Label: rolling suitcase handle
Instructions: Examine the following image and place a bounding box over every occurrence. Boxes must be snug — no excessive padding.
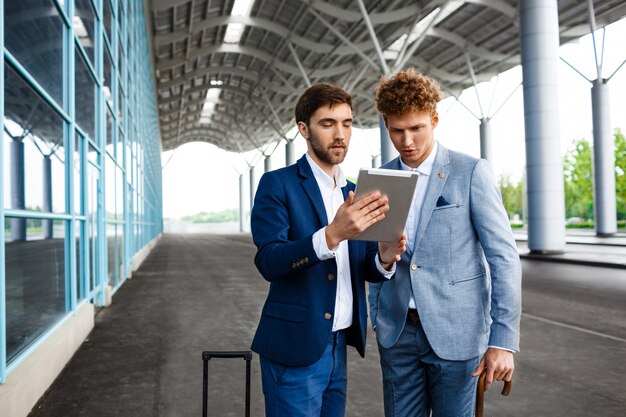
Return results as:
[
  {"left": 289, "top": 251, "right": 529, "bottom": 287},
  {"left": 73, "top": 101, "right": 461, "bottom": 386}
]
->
[
  {"left": 475, "top": 369, "right": 512, "bottom": 417},
  {"left": 202, "top": 350, "right": 253, "bottom": 417}
]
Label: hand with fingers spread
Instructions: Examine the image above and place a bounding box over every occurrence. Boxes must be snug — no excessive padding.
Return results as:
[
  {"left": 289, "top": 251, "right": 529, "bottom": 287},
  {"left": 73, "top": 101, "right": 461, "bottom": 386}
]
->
[
  {"left": 472, "top": 348, "right": 515, "bottom": 391},
  {"left": 325, "top": 191, "right": 389, "bottom": 249},
  {"left": 378, "top": 233, "right": 407, "bottom": 271}
]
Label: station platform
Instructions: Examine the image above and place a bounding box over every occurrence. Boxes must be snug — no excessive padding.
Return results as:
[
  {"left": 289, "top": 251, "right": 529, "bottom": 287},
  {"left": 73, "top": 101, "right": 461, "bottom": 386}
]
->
[
  {"left": 27, "top": 232, "right": 626, "bottom": 417},
  {"left": 514, "top": 230, "right": 626, "bottom": 268}
]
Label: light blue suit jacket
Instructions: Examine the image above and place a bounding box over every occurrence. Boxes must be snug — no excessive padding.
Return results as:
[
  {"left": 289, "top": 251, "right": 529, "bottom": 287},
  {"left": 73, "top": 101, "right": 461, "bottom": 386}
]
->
[{"left": 369, "top": 144, "right": 522, "bottom": 361}]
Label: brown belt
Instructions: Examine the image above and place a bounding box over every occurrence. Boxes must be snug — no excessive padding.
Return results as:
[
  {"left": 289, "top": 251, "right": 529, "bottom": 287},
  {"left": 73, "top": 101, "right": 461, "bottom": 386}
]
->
[{"left": 406, "top": 308, "right": 420, "bottom": 326}]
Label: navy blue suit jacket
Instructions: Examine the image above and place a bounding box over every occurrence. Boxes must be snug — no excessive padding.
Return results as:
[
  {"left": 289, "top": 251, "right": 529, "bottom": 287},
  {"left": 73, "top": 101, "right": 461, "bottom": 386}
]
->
[{"left": 250, "top": 155, "right": 385, "bottom": 367}]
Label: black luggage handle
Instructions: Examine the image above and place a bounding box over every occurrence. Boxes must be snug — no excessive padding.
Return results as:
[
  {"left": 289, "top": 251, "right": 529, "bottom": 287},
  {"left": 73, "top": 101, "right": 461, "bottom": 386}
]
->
[{"left": 202, "top": 350, "right": 252, "bottom": 417}]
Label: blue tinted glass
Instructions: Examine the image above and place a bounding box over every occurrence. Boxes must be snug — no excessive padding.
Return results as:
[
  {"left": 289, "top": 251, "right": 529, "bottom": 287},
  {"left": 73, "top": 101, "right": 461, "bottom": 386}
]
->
[
  {"left": 5, "top": 218, "right": 67, "bottom": 362},
  {"left": 4, "top": 64, "right": 65, "bottom": 213},
  {"left": 4, "top": 0, "right": 64, "bottom": 104},
  {"left": 74, "top": 0, "right": 96, "bottom": 63},
  {"left": 75, "top": 50, "right": 96, "bottom": 140}
]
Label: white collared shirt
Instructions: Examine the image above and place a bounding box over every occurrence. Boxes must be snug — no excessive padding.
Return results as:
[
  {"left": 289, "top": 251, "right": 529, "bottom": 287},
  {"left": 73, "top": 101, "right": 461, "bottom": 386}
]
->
[
  {"left": 306, "top": 153, "right": 354, "bottom": 331},
  {"left": 400, "top": 141, "right": 438, "bottom": 309}
]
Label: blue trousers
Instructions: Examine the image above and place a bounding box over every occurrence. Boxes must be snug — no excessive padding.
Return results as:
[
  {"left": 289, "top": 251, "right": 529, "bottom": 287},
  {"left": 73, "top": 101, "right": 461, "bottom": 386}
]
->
[
  {"left": 260, "top": 330, "right": 347, "bottom": 417},
  {"left": 377, "top": 320, "right": 480, "bottom": 417}
]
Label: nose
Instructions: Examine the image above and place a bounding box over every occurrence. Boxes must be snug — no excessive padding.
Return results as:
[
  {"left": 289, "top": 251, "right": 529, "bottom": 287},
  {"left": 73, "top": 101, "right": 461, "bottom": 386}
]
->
[
  {"left": 335, "top": 125, "right": 347, "bottom": 140},
  {"left": 401, "top": 130, "right": 413, "bottom": 147}
]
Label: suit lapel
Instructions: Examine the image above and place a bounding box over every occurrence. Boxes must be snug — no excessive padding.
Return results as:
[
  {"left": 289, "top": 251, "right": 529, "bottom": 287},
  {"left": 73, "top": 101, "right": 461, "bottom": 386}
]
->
[
  {"left": 298, "top": 156, "right": 329, "bottom": 227},
  {"left": 412, "top": 145, "right": 450, "bottom": 253}
]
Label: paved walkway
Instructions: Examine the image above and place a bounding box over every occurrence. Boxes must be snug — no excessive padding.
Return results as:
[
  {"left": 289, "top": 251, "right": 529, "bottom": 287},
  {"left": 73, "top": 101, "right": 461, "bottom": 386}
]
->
[{"left": 27, "top": 232, "right": 626, "bottom": 416}]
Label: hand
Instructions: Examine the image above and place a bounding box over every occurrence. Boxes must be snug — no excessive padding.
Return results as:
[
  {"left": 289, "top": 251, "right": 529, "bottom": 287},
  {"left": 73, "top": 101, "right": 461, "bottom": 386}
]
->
[
  {"left": 378, "top": 233, "right": 407, "bottom": 270},
  {"left": 325, "top": 191, "right": 389, "bottom": 249},
  {"left": 472, "top": 348, "right": 515, "bottom": 391}
]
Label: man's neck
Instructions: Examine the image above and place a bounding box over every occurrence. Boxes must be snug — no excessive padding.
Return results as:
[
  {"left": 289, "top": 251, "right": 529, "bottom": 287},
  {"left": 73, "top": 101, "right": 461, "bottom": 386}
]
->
[{"left": 307, "top": 151, "right": 337, "bottom": 183}]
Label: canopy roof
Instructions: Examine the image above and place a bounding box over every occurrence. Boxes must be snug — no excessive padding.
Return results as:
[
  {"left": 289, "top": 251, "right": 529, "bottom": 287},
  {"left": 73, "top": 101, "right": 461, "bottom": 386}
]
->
[{"left": 149, "top": 0, "right": 626, "bottom": 152}]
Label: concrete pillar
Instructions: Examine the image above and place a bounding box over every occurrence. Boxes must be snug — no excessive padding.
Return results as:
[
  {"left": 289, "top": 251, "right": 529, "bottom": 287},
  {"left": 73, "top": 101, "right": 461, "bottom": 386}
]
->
[
  {"left": 519, "top": 0, "right": 565, "bottom": 253},
  {"left": 11, "top": 138, "right": 26, "bottom": 241},
  {"left": 239, "top": 174, "right": 245, "bottom": 232},
  {"left": 479, "top": 118, "right": 494, "bottom": 164},
  {"left": 286, "top": 140, "right": 295, "bottom": 166},
  {"left": 591, "top": 80, "right": 617, "bottom": 236},
  {"left": 249, "top": 166, "right": 256, "bottom": 211},
  {"left": 264, "top": 154, "right": 271, "bottom": 172},
  {"left": 379, "top": 116, "right": 396, "bottom": 164},
  {"left": 42, "top": 155, "right": 53, "bottom": 238}
]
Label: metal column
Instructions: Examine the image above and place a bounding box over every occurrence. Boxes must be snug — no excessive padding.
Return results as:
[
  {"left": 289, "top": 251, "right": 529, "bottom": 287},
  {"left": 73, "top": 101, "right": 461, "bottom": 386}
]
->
[
  {"left": 479, "top": 118, "right": 494, "bottom": 164},
  {"left": 249, "top": 166, "right": 256, "bottom": 211},
  {"left": 264, "top": 155, "right": 271, "bottom": 172},
  {"left": 519, "top": 0, "right": 565, "bottom": 253},
  {"left": 591, "top": 80, "right": 617, "bottom": 235},
  {"left": 10, "top": 138, "right": 26, "bottom": 241},
  {"left": 285, "top": 139, "right": 295, "bottom": 166},
  {"left": 379, "top": 116, "right": 397, "bottom": 165},
  {"left": 239, "top": 174, "right": 245, "bottom": 232}
]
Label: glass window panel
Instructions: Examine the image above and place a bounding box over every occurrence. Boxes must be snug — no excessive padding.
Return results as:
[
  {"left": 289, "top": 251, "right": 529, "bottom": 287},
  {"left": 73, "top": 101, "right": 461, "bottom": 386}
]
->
[
  {"left": 74, "top": 0, "right": 96, "bottom": 63},
  {"left": 103, "top": 0, "right": 112, "bottom": 44},
  {"left": 116, "top": 223, "right": 124, "bottom": 282},
  {"left": 106, "top": 108, "right": 113, "bottom": 151},
  {"left": 88, "top": 164, "right": 99, "bottom": 298},
  {"left": 105, "top": 154, "right": 115, "bottom": 221},
  {"left": 4, "top": 0, "right": 64, "bottom": 104},
  {"left": 5, "top": 218, "right": 66, "bottom": 362},
  {"left": 116, "top": 164, "right": 123, "bottom": 220},
  {"left": 106, "top": 222, "right": 116, "bottom": 286},
  {"left": 87, "top": 143, "right": 99, "bottom": 169},
  {"left": 4, "top": 64, "right": 65, "bottom": 212},
  {"left": 50, "top": 147, "right": 66, "bottom": 213},
  {"left": 117, "top": 84, "right": 124, "bottom": 129},
  {"left": 103, "top": 47, "right": 113, "bottom": 104},
  {"left": 74, "top": 133, "right": 83, "bottom": 214},
  {"left": 76, "top": 220, "right": 85, "bottom": 302},
  {"left": 75, "top": 49, "right": 96, "bottom": 140}
]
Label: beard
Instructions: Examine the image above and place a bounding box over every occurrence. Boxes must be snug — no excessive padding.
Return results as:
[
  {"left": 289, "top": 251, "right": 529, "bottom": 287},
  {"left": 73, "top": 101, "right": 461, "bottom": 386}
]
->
[{"left": 309, "top": 132, "right": 348, "bottom": 165}]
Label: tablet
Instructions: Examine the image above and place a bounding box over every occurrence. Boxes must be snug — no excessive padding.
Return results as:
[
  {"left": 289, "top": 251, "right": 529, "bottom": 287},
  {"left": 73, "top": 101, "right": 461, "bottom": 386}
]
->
[{"left": 352, "top": 168, "right": 419, "bottom": 242}]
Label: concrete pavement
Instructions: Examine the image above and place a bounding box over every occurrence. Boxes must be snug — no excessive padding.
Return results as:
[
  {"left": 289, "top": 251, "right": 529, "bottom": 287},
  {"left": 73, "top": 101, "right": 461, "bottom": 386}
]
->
[{"left": 27, "top": 232, "right": 626, "bottom": 416}]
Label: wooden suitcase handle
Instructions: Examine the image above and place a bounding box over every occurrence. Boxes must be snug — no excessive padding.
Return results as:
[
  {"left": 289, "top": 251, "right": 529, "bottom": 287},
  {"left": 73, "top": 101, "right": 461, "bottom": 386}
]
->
[{"left": 476, "top": 369, "right": 512, "bottom": 417}]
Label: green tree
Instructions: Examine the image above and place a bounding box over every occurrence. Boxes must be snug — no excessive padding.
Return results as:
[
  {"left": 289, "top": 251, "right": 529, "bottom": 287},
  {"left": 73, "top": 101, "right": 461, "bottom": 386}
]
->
[
  {"left": 498, "top": 173, "right": 523, "bottom": 220},
  {"left": 615, "top": 129, "right": 626, "bottom": 220},
  {"left": 563, "top": 138, "right": 593, "bottom": 220}
]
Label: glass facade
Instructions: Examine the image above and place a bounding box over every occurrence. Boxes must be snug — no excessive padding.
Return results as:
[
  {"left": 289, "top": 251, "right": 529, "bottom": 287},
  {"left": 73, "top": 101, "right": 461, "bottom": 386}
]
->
[{"left": 1, "top": 0, "right": 163, "bottom": 382}]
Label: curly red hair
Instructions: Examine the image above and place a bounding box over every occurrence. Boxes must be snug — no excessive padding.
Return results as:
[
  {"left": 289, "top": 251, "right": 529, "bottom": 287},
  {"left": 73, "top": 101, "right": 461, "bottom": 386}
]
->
[{"left": 375, "top": 68, "right": 442, "bottom": 117}]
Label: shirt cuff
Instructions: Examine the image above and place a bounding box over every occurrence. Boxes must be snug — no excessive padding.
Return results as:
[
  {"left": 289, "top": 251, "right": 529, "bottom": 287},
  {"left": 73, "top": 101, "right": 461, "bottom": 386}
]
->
[
  {"left": 375, "top": 253, "right": 395, "bottom": 278},
  {"left": 312, "top": 227, "right": 337, "bottom": 260},
  {"left": 488, "top": 345, "right": 516, "bottom": 353}
]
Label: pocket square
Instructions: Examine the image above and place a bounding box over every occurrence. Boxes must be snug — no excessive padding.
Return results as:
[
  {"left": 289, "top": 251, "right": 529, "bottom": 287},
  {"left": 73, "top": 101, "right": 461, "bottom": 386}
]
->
[{"left": 436, "top": 196, "right": 450, "bottom": 207}]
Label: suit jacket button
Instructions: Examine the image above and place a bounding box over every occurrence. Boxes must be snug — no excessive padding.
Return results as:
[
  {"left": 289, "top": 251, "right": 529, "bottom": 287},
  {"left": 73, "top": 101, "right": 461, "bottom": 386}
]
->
[
  {"left": 324, "top": 312, "right": 332, "bottom": 320},
  {"left": 411, "top": 263, "right": 418, "bottom": 271},
  {"left": 327, "top": 273, "right": 335, "bottom": 280}
]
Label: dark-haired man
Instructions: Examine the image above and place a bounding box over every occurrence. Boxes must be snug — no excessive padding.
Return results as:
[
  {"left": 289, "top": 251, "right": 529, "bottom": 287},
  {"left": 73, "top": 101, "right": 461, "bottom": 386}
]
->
[{"left": 251, "top": 83, "right": 406, "bottom": 417}]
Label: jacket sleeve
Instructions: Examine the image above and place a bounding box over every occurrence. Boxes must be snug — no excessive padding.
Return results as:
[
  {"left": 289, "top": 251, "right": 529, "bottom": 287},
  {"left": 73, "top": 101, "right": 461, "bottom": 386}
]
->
[
  {"left": 469, "top": 159, "right": 522, "bottom": 351},
  {"left": 251, "top": 171, "right": 322, "bottom": 282}
]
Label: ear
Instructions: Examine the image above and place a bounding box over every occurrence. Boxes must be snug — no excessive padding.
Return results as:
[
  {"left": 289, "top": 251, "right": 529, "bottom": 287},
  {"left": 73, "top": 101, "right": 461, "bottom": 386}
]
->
[
  {"left": 297, "top": 121, "right": 309, "bottom": 139},
  {"left": 432, "top": 112, "right": 439, "bottom": 128}
]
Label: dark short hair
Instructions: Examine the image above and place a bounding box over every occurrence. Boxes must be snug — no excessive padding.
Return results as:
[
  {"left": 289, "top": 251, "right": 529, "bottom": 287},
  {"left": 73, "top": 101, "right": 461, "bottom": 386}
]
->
[{"left": 294, "top": 83, "right": 353, "bottom": 125}]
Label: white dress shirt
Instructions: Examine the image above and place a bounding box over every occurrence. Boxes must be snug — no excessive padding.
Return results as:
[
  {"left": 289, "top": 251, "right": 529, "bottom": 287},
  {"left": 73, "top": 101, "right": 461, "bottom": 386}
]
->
[
  {"left": 307, "top": 153, "right": 354, "bottom": 331},
  {"left": 400, "top": 142, "right": 439, "bottom": 310}
]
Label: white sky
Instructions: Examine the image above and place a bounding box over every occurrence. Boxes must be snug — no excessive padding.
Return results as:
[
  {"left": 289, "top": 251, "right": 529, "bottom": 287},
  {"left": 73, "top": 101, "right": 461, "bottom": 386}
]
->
[{"left": 162, "top": 18, "right": 626, "bottom": 219}]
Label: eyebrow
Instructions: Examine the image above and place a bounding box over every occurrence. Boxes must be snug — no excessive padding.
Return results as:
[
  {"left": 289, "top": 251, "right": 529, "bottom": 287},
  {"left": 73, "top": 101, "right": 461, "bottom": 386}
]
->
[
  {"left": 317, "top": 117, "right": 353, "bottom": 123},
  {"left": 390, "top": 123, "right": 426, "bottom": 130}
]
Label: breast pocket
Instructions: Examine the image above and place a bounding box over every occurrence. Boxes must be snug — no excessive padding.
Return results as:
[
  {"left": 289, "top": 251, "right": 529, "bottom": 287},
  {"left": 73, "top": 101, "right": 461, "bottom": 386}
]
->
[{"left": 432, "top": 203, "right": 461, "bottom": 212}]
